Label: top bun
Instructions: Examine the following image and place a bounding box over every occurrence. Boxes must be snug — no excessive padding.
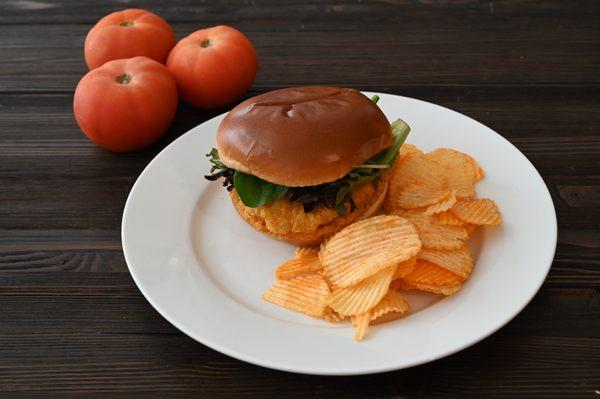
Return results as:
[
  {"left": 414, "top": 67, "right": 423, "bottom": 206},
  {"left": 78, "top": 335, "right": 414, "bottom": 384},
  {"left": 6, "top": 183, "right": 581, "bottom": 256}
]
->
[{"left": 216, "top": 86, "right": 392, "bottom": 187}]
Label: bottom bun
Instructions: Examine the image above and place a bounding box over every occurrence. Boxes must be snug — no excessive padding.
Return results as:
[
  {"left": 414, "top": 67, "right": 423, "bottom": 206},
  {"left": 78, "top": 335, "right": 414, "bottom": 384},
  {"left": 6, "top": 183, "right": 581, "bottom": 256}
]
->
[{"left": 230, "top": 174, "right": 389, "bottom": 246}]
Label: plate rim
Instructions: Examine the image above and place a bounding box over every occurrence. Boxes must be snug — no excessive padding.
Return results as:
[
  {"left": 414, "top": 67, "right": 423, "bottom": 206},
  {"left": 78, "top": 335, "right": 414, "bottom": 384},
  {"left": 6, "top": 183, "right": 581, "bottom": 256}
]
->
[{"left": 122, "top": 92, "right": 557, "bottom": 375}]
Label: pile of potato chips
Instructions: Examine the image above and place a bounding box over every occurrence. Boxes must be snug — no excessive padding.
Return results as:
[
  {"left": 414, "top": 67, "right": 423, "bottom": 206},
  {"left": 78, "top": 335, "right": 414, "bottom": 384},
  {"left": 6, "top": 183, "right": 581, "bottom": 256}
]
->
[{"left": 263, "top": 144, "right": 502, "bottom": 341}]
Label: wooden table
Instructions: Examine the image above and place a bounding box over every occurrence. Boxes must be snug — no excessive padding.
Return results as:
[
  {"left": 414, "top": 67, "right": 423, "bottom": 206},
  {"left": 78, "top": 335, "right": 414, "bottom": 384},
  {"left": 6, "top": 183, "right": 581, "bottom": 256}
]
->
[{"left": 1, "top": 1, "right": 598, "bottom": 397}]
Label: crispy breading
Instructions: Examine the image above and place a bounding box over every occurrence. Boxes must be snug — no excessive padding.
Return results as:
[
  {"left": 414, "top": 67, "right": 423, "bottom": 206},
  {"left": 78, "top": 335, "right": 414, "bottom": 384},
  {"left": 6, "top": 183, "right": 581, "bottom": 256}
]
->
[{"left": 230, "top": 174, "right": 389, "bottom": 246}]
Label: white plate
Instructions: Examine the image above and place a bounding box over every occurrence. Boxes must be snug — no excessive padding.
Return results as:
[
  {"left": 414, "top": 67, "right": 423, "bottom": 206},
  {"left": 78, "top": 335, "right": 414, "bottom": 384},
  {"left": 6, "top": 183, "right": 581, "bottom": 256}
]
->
[{"left": 122, "top": 92, "right": 557, "bottom": 375}]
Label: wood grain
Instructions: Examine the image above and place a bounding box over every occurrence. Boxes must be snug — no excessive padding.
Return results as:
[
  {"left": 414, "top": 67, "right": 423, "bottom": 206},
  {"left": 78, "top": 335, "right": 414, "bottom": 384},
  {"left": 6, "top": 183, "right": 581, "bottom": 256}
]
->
[
  {"left": 1, "top": 4, "right": 599, "bottom": 92},
  {"left": 0, "top": 276, "right": 598, "bottom": 397},
  {"left": 0, "top": 0, "right": 598, "bottom": 397}
]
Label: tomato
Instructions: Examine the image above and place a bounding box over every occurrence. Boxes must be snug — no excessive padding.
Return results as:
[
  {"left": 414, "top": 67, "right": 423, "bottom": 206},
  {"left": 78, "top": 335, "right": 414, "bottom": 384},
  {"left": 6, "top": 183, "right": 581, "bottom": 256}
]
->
[
  {"left": 167, "top": 25, "right": 258, "bottom": 109},
  {"left": 73, "top": 57, "right": 178, "bottom": 152},
  {"left": 84, "top": 9, "right": 176, "bottom": 70}
]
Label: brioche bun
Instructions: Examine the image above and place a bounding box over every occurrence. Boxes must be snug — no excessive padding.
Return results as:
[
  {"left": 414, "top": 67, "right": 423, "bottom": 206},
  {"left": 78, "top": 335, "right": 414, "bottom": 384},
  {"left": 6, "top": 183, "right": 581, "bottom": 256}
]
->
[{"left": 217, "top": 86, "right": 391, "bottom": 187}]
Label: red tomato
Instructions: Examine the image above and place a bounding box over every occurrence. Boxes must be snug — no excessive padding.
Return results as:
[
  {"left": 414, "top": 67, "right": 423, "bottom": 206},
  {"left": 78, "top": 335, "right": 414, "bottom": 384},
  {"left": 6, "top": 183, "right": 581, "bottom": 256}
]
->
[
  {"left": 84, "top": 9, "right": 176, "bottom": 70},
  {"left": 167, "top": 25, "right": 258, "bottom": 109},
  {"left": 73, "top": 57, "right": 178, "bottom": 152}
]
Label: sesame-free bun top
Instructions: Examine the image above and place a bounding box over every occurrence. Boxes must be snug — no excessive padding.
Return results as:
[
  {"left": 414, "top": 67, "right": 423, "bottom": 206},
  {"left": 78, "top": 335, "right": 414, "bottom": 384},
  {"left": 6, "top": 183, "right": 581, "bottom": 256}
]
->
[{"left": 216, "top": 86, "right": 392, "bottom": 187}]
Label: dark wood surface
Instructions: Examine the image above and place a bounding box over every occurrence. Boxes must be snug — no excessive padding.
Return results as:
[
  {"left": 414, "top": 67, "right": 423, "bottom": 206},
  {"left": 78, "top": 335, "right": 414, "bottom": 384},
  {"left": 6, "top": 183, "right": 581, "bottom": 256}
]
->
[{"left": 1, "top": 0, "right": 599, "bottom": 397}]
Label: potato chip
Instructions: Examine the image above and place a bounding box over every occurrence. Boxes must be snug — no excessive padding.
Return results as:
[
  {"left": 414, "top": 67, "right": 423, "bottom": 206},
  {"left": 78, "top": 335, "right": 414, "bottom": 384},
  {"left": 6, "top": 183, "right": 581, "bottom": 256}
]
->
[
  {"left": 350, "top": 290, "right": 410, "bottom": 340},
  {"left": 394, "top": 210, "right": 468, "bottom": 250},
  {"left": 424, "top": 190, "right": 457, "bottom": 215},
  {"left": 428, "top": 147, "right": 482, "bottom": 177},
  {"left": 471, "top": 158, "right": 484, "bottom": 181},
  {"left": 322, "top": 308, "right": 346, "bottom": 323},
  {"left": 403, "top": 260, "right": 464, "bottom": 295},
  {"left": 389, "top": 278, "right": 404, "bottom": 291},
  {"left": 353, "top": 313, "right": 370, "bottom": 341},
  {"left": 402, "top": 281, "right": 462, "bottom": 296},
  {"left": 275, "top": 252, "right": 323, "bottom": 280},
  {"left": 383, "top": 163, "right": 403, "bottom": 212},
  {"left": 369, "top": 290, "right": 410, "bottom": 321},
  {"left": 371, "top": 311, "right": 406, "bottom": 325},
  {"left": 399, "top": 143, "right": 423, "bottom": 162},
  {"left": 426, "top": 148, "right": 476, "bottom": 198},
  {"left": 384, "top": 154, "right": 447, "bottom": 212},
  {"left": 465, "top": 224, "right": 478, "bottom": 235},
  {"left": 396, "top": 183, "right": 451, "bottom": 209},
  {"left": 417, "top": 247, "right": 473, "bottom": 278},
  {"left": 450, "top": 198, "right": 502, "bottom": 226},
  {"left": 436, "top": 210, "right": 465, "bottom": 226},
  {"left": 295, "top": 246, "right": 319, "bottom": 258},
  {"left": 395, "top": 260, "right": 465, "bottom": 295},
  {"left": 320, "top": 215, "right": 421, "bottom": 288},
  {"left": 393, "top": 257, "right": 417, "bottom": 279},
  {"left": 395, "top": 154, "right": 448, "bottom": 187},
  {"left": 262, "top": 273, "right": 330, "bottom": 317},
  {"left": 327, "top": 266, "right": 395, "bottom": 316}
]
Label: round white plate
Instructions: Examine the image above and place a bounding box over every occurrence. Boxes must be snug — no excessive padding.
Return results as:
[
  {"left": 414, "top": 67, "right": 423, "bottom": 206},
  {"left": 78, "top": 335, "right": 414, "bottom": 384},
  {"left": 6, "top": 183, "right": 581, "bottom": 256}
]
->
[{"left": 122, "top": 92, "right": 557, "bottom": 375}]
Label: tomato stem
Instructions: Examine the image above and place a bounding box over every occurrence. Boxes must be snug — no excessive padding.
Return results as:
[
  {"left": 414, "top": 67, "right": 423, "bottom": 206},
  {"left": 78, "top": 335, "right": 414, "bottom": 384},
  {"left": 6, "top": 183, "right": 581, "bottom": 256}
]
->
[
  {"left": 119, "top": 21, "right": 134, "bottom": 26},
  {"left": 116, "top": 73, "right": 132, "bottom": 84},
  {"left": 200, "top": 39, "right": 214, "bottom": 48}
]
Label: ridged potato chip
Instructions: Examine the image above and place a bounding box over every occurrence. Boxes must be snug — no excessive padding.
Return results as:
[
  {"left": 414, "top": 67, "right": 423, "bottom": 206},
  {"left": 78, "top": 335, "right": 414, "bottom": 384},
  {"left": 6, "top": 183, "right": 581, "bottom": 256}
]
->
[
  {"left": 394, "top": 154, "right": 448, "bottom": 187},
  {"left": 369, "top": 290, "right": 410, "bottom": 320},
  {"left": 295, "top": 246, "right": 319, "bottom": 258},
  {"left": 401, "top": 280, "right": 462, "bottom": 296},
  {"left": 404, "top": 259, "right": 465, "bottom": 286},
  {"left": 424, "top": 190, "right": 457, "bottom": 215},
  {"left": 436, "top": 210, "right": 465, "bottom": 226},
  {"left": 327, "top": 266, "right": 395, "bottom": 316},
  {"left": 383, "top": 149, "right": 418, "bottom": 212},
  {"left": 263, "top": 144, "right": 501, "bottom": 341},
  {"left": 464, "top": 224, "right": 478, "bottom": 235},
  {"left": 353, "top": 313, "right": 370, "bottom": 341},
  {"left": 399, "top": 143, "right": 423, "bottom": 162},
  {"left": 393, "top": 257, "right": 417, "bottom": 279},
  {"left": 275, "top": 252, "right": 323, "bottom": 280},
  {"left": 320, "top": 215, "right": 421, "bottom": 288},
  {"left": 384, "top": 154, "right": 447, "bottom": 212},
  {"left": 371, "top": 311, "right": 406, "bottom": 325},
  {"left": 450, "top": 198, "right": 502, "bottom": 226},
  {"left": 322, "top": 308, "right": 346, "bottom": 323},
  {"left": 417, "top": 246, "right": 474, "bottom": 278},
  {"left": 389, "top": 278, "right": 404, "bottom": 291},
  {"left": 427, "top": 147, "right": 483, "bottom": 180},
  {"left": 471, "top": 158, "right": 484, "bottom": 181},
  {"left": 402, "top": 260, "right": 464, "bottom": 295},
  {"left": 394, "top": 210, "right": 468, "bottom": 250},
  {"left": 262, "top": 273, "right": 330, "bottom": 317},
  {"left": 351, "top": 290, "right": 410, "bottom": 341},
  {"left": 396, "top": 183, "right": 451, "bottom": 209},
  {"left": 426, "top": 148, "right": 476, "bottom": 198}
]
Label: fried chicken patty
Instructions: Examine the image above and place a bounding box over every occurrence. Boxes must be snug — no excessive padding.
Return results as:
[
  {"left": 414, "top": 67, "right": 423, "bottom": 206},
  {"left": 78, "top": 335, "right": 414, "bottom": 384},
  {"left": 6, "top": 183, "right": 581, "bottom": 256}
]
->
[{"left": 230, "top": 173, "right": 390, "bottom": 246}]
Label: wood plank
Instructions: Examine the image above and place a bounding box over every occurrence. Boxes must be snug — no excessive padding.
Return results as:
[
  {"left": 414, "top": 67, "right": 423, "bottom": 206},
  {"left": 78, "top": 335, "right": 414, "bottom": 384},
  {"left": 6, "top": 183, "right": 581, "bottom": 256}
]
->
[
  {"left": 0, "top": 177, "right": 132, "bottom": 230},
  {"left": 0, "top": 229, "right": 121, "bottom": 251},
  {"left": 0, "top": 280, "right": 597, "bottom": 397},
  {"left": 0, "top": 335, "right": 596, "bottom": 398},
  {"left": 1, "top": 0, "right": 599, "bottom": 25},
  {"left": 0, "top": 10, "right": 598, "bottom": 92}
]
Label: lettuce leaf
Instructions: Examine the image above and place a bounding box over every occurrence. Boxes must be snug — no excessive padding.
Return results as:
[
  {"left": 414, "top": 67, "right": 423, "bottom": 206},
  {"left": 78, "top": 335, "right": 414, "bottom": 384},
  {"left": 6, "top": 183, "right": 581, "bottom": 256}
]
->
[{"left": 233, "top": 171, "right": 289, "bottom": 207}]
